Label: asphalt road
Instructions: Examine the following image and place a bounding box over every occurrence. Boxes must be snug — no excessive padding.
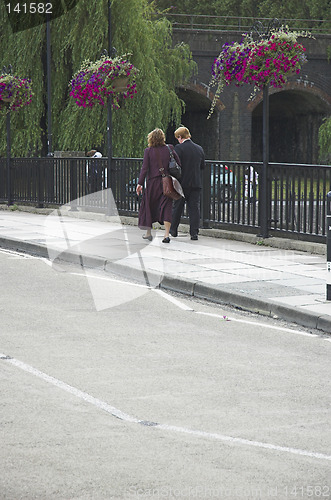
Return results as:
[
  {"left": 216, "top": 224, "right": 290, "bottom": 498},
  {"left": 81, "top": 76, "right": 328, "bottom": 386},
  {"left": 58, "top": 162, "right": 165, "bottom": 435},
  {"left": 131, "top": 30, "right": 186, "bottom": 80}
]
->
[{"left": 0, "top": 248, "right": 330, "bottom": 500}]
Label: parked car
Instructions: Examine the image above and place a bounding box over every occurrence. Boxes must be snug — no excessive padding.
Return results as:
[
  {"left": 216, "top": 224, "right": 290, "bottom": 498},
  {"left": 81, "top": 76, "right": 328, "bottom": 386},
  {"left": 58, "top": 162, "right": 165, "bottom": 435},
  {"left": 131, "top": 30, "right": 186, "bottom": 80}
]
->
[{"left": 210, "top": 164, "right": 236, "bottom": 201}]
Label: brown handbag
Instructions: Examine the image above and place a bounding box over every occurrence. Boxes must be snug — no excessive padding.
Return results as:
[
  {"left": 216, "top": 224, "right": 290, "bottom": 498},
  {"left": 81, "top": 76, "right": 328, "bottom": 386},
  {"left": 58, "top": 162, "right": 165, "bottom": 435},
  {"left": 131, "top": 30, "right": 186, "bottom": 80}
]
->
[
  {"left": 157, "top": 149, "right": 184, "bottom": 200},
  {"left": 161, "top": 172, "right": 184, "bottom": 200}
]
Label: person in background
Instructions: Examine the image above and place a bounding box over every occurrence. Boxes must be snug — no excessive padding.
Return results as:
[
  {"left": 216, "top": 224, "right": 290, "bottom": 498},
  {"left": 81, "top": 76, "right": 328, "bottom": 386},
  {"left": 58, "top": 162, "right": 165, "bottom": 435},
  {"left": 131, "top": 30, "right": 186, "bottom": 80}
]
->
[
  {"left": 170, "top": 126, "right": 205, "bottom": 240},
  {"left": 136, "top": 128, "right": 181, "bottom": 243},
  {"left": 87, "top": 149, "right": 102, "bottom": 159},
  {"left": 86, "top": 149, "right": 102, "bottom": 192}
]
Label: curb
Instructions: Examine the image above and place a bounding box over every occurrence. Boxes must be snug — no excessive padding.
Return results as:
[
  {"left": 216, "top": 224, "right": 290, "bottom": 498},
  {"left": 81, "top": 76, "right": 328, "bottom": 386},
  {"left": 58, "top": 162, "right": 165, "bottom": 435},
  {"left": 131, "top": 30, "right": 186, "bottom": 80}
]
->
[
  {"left": 0, "top": 235, "right": 330, "bottom": 335},
  {"left": 176, "top": 280, "right": 329, "bottom": 333}
]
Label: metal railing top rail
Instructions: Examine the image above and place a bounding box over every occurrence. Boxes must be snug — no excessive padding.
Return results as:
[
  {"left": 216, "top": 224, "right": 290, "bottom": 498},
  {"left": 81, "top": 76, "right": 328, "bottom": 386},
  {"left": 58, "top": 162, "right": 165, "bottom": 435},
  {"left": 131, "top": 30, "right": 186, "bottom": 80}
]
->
[
  {"left": 268, "top": 162, "right": 331, "bottom": 169},
  {"left": 0, "top": 156, "right": 144, "bottom": 162},
  {"left": 205, "top": 160, "right": 331, "bottom": 168},
  {"left": 164, "top": 14, "right": 331, "bottom": 34},
  {"left": 1, "top": 157, "right": 330, "bottom": 168}
]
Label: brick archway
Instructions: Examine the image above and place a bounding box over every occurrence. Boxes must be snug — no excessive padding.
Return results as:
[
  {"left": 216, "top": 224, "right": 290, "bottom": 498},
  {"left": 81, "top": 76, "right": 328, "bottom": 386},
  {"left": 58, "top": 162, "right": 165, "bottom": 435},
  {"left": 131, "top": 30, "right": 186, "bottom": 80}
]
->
[
  {"left": 248, "top": 81, "right": 331, "bottom": 112},
  {"left": 166, "top": 82, "right": 224, "bottom": 159},
  {"left": 249, "top": 84, "right": 331, "bottom": 163}
]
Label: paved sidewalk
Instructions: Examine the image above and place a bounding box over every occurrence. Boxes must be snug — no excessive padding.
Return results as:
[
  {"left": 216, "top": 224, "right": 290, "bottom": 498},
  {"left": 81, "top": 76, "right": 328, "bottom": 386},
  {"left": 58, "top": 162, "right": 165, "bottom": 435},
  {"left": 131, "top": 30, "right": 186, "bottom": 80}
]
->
[{"left": 0, "top": 209, "right": 330, "bottom": 333}]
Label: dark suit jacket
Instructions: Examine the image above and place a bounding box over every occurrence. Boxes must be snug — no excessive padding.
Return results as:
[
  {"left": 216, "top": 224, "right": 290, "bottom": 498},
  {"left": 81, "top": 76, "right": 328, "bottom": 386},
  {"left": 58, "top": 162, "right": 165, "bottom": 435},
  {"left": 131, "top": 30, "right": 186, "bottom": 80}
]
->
[{"left": 174, "top": 139, "right": 205, "bottom": 190}]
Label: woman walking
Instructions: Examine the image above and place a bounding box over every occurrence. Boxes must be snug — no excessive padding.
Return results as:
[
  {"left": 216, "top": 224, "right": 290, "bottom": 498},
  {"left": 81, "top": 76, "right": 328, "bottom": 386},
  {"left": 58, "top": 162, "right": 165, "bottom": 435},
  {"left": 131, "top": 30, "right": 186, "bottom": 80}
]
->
[{"left": 136, "top": 128, "right": 181, "bottom": 243}]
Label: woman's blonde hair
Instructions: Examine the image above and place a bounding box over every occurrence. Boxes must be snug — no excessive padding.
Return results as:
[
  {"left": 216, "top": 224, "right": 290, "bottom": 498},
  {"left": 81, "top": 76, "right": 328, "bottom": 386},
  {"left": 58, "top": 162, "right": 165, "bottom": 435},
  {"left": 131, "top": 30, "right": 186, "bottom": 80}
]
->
[
  {"left": 147, "top": 128, "right": 166, "bottom": 148},
  {"left": 174, "top": 126, "right": 191, "bottom": 140}
]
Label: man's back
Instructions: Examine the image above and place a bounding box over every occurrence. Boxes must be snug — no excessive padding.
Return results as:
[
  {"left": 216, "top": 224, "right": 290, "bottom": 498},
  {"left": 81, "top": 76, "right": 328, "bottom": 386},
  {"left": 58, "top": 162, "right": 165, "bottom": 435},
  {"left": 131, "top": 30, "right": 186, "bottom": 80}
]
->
[{"left": 175, "top": 139, "right": 205, "bottom": 189}]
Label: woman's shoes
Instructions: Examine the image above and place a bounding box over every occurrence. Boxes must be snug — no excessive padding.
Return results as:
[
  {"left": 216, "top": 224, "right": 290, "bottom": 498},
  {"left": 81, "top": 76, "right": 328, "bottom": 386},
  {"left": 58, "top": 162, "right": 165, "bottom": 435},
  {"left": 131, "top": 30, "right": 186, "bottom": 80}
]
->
[{"left": 143, "top": 234, "right": 170, "bottom": 243}]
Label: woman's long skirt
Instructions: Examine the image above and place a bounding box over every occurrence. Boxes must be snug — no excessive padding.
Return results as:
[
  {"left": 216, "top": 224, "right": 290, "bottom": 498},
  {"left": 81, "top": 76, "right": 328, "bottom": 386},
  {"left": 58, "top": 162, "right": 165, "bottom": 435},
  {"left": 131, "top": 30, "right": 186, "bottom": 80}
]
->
[{"left": 138, "top": 176, "right": 172, "bottom": 229}]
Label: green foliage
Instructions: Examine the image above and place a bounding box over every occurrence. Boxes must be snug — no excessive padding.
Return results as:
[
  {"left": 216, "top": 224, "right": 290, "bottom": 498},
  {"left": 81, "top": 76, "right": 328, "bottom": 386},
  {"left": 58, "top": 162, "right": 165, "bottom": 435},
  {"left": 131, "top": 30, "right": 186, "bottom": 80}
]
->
[
  {"left": 318, "top": 117, "right": 331, "bottom": 162},
  {"left": 0, "top": 0, "right": 195, "bottom": 157},
  {"left": 0, "top": 7, "right": 45, "bottom": 156},
  {"left": 155, "top": 0, "right": 331, "bottom": 31}
]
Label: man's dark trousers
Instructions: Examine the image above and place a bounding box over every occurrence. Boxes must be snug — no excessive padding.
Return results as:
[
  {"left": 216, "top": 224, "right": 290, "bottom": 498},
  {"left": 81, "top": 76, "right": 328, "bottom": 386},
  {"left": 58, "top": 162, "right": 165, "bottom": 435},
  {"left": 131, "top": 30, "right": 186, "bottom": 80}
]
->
[{"left": 171, "top": 187, "right": 201, "bottom": 237}]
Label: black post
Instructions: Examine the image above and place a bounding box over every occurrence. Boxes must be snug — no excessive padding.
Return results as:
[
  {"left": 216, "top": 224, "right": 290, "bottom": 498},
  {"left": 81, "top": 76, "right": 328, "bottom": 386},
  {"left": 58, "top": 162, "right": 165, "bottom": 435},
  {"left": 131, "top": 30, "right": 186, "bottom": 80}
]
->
[
  {"left": 107, "top": 101, "right": 112, "bottom": 190},
  {"left": 105, "top": 0, "right": 117, "bottom": 215},
  {"left": 37, "top": 158, "right": 45, "bottom": 208},
  {"left": 327, "top": 191, "right": 331, "bottom": 300},
  {"left": 201, "top": 163, "right": 211, "bottom": 228},
  {"left": 2, "top": 65, "right": 12, "bottom": 205},
  {"left": 46, "top": 15, "right": 53, "bottom": 156},
  {"left": 260, "top": 83, "right": 269, "bottom": 238},
  {"left": 6, "top": 111, "right": 11, "bottom": 206},
  {"left": 250, "top": 19, "right": 281, "bottom": 239},
  {"left": 70, "top": 158, "right": 78, "bottom": 211},
  {"left": 107, "top": 0, "right": 112, "bottom": 190}
]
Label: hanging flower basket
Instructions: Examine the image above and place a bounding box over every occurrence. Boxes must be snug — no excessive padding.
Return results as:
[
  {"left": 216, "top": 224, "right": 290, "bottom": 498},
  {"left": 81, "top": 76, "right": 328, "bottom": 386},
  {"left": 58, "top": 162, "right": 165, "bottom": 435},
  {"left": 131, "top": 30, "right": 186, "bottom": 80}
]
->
[
  {"left": 69, "top": 54, "right": 138, "bottom": 110},
  {"left": 0, "top": 74, "right": 33, "bottom": 113},
  {"left": 208, "top": 26, "right": 312, "bottom": 118}
]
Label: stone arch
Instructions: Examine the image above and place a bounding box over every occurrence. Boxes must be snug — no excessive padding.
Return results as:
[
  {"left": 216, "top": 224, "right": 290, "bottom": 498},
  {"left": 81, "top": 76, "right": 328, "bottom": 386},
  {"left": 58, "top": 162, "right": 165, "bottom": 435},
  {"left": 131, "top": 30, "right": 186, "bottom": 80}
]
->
[
  {"left": 165, "top": 82, "right": 225, "bottom": 159},
  {"left": 249, "top": 84, "right": 331, "bottom": 163}
]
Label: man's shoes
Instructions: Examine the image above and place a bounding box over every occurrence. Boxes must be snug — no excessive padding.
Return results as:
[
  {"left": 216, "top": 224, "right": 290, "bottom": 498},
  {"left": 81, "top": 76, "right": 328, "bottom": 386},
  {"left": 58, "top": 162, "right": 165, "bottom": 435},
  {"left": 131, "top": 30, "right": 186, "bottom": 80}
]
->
[
  {"left": 191, "top": 235, "right": 198, "bottom": 240},
  {"left": 170, "top": 231, "right": 177, "bottom": 237}
]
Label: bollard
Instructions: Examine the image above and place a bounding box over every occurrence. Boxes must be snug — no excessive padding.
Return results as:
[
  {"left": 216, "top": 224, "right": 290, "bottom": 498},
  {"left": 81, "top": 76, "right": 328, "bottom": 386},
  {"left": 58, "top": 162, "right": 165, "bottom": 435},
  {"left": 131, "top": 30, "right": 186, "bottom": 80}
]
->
[{"left": 327, "top": 192, "right": 331, "bottom": 300}]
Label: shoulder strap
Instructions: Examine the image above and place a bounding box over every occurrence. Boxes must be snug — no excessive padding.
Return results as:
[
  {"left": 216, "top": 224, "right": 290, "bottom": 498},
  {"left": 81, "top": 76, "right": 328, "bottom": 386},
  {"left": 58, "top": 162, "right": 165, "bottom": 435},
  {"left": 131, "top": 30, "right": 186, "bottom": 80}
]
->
[
  {"left": 166, "top": 144, "right": 175, "bottom": 159},
  {"left": 156, "top": 148, "right": 166, "bottom": 176}
]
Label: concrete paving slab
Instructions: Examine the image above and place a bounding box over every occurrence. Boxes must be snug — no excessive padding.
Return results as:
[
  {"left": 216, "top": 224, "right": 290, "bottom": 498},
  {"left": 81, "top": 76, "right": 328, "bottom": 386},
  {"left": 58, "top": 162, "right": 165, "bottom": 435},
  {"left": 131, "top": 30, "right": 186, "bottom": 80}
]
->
[
  {"left": 226, "top": 268, "right": 286, "bottom": 280},
  {"left": 268, "top": 277, "right": 323, "bottom": 287},
  {"left": 301, "top": 303, "right": 331, "bottom": 314},
  {"left": 195, "top": 274, "right": 258, "bottom": 285},
  {"left": 268, "top": 295, "right": 323, "bottom": 307},
  {"left": 295, "top": 284, "right": 326, "bottom": 294},
  {"left": 197, "top": 261, "right": 254, "bottom": 271}
]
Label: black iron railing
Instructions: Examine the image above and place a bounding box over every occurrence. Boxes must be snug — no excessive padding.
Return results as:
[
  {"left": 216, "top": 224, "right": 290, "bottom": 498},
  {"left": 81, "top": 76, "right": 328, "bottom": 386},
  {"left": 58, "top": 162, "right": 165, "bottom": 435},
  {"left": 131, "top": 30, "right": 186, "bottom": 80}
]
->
[
  {"left": 0, "top": 157, "right": 330, "bottom": 242},
  {"left": 202, "top": 161, "right": 331, "bottom": 241}
]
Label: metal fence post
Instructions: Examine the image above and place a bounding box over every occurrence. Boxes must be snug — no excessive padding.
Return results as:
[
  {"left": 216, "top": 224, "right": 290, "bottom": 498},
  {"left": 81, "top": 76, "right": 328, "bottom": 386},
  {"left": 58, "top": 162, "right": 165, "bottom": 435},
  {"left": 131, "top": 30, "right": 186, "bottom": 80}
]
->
[
  {"left": 6, "top": 112, "right": 11, "bottom": 206},
  {"left": 201, "top": 163, "right": 211, "bottom": 228},
  {"left": 327, "top": 191, "right": 331, "bottom": 300},
  {"left": 70, "top": 158, "right": 78, "bottom": 211},
  {"left": 259, "top": 84, "right": 270, "bottom": 238},
  {"left": 37, "top": 161, "right": 44, "bottom": 208}
]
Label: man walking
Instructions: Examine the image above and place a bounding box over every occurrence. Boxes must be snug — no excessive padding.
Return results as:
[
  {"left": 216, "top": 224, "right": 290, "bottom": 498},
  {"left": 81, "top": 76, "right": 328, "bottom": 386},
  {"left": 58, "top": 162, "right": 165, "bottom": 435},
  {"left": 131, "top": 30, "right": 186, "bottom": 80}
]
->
[
  {"left": 86, "top": 149, "right": 103, "bottom": 192},
  {"left": 170, "top": 126, "right": 205, "bottom": 240}
]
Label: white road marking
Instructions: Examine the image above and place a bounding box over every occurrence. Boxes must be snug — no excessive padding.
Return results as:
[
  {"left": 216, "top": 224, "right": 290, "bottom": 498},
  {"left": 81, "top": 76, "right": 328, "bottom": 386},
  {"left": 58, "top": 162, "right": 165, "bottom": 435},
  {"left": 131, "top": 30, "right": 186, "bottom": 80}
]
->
[
  {"left": 69, "top": 271, "right": 151, "bottom": 290},
  {"left": 157, "top": 424, "right": 331, "bottom": 462},
  {"left": 0, "top": 353, "right": 139, "bottom": 423},
  {"left": 1, "top": 353, "right": 330, "bottom": 462},
  {"left": 0, "top": 247, "right": 52, "bottom": 265},
  {"left": 153, "top": 289, "right": 194, "bottom": 311},
  {"left": 0, "top": 248, "right": 35, "bottom": 259},
  {"left": 195, "top": 311, "right": 320, "bottom": 337}
]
